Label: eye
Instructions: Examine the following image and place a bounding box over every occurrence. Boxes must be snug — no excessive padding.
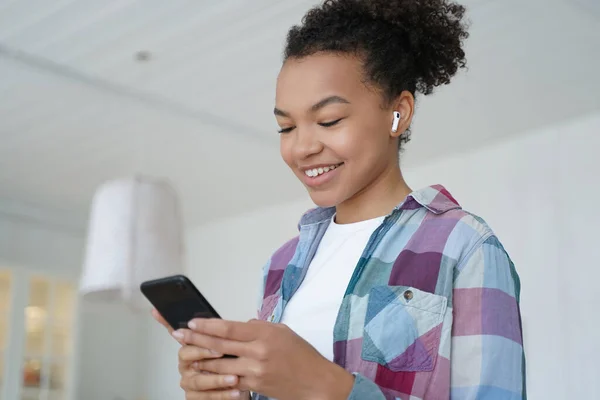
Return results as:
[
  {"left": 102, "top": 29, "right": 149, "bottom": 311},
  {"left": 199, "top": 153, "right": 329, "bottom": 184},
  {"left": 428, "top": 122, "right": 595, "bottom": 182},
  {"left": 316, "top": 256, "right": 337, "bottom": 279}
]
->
[
  {"left": 278, "top": 126, "right": 295, "bottom": 134},
  {"left": 318, "top": 118, "right": 343, "bottom": 128}
]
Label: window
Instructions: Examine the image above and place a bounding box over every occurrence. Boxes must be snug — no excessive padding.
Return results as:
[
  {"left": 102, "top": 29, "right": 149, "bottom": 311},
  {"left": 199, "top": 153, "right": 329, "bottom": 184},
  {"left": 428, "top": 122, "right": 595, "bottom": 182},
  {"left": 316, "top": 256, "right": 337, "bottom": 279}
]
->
[
  {"left": 20, "top": 276, "right": 75, "bottom": 400},
  {"left": 0, "top": 270, "right": 12, "bottom": 399}
]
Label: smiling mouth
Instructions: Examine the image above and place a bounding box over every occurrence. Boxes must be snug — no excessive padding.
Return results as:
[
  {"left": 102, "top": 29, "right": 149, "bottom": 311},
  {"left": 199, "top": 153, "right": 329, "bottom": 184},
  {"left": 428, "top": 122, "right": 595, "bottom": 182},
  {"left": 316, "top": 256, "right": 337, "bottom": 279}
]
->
[{"left": 303, "top": 163, "right": 343, "bottom": 178}]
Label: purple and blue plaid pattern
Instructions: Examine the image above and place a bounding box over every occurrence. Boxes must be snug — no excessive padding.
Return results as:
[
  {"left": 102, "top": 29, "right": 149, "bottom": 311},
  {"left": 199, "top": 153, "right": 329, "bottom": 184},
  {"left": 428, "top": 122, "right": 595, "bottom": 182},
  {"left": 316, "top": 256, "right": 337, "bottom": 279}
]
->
[{"left": 254, "top": 185, "right": 526, "bottom": 399}]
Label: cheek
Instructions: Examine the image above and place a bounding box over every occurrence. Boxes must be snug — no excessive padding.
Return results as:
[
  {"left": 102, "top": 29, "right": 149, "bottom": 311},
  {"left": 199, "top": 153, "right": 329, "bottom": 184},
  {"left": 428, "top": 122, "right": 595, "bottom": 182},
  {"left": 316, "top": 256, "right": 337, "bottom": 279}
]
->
[
  {"left": 331, "top": 124, "right": 384, "bottom": 161},
  {"left": 279, "top": 137, "right": 294, "bottom": 168}
]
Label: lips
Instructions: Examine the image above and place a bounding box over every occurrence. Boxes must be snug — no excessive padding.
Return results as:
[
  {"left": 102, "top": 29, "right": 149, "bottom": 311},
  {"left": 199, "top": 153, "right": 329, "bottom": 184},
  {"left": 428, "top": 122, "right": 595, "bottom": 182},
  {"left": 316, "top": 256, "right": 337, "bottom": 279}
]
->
[
  {"left": 299, "top": 162, "right": 344, "bottom": 188},
  {"left": 303, "top": 163, "right": 343, "bottom": 178}
]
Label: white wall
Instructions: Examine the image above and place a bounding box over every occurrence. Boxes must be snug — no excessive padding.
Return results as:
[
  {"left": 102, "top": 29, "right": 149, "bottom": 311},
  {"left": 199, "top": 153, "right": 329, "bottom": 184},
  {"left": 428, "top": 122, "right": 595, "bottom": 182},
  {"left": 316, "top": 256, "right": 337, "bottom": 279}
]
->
[
  {"left": 77, "top": 302, "right": 146, "bottom": 400},
  {"left": 0, "top": 213, "right": 85, "bottom": 276},
  {"left": 556, "top": 114, "right": 598, "bottom": 399},
  {"left": 147, "top": 112, "right": 600, "bottom": 400},
  {"left": 0, "top": 213, "right": 145, "bottom": 400}
]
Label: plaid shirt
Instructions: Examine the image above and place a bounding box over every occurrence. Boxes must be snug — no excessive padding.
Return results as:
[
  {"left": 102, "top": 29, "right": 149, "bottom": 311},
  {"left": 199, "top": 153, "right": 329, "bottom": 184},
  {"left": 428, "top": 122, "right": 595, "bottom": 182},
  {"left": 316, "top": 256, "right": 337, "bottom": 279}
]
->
[{"left": 254, "top": 185, "right": 526, "bottom": 400}]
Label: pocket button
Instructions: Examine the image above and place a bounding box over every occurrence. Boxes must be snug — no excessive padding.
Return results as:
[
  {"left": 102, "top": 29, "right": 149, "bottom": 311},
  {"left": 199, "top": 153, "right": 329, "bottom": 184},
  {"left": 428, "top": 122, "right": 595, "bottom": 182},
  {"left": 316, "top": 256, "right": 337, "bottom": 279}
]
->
[{"left": 403, "top": 290, "right": 414, "bottom": 301}]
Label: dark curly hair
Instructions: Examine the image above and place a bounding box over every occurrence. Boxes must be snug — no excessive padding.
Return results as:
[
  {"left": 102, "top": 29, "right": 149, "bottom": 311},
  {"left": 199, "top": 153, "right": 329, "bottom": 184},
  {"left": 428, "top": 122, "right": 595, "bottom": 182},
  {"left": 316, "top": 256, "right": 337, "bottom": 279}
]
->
[{"left": 284, "top": 0, "right": 469, "bottom": 147}]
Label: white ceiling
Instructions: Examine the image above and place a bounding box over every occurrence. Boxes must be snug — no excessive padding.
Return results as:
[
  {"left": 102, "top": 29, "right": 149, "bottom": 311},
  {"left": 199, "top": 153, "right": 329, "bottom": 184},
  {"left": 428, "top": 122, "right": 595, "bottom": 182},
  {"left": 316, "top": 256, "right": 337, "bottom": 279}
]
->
[{"left": 0, "top": 0, "right": 598, "bottom": 229}]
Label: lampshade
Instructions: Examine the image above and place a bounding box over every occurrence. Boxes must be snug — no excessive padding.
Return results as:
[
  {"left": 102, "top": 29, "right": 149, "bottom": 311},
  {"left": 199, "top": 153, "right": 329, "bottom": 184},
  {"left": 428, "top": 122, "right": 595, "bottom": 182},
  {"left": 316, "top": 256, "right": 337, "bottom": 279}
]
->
[{"left": 79, "top": 175, "right": 185, "bottom": 311}]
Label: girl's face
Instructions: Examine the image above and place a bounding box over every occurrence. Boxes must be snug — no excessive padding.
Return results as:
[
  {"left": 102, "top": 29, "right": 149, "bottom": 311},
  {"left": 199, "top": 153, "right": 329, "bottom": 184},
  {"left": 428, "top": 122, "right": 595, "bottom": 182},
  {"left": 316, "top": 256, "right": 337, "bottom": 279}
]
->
[{"left": 275, "top": 52, "right": 407, "bottom": 208}]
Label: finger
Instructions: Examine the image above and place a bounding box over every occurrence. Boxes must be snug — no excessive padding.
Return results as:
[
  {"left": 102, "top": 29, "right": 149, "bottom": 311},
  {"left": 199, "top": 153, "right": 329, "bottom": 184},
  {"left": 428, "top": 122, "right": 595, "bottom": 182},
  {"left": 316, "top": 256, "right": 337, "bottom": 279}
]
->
[
  {"left": 189, "top": 362, "right": 221, "bottom": 372},
  {"left": 152, "top": 309, "right": 191, "bottom": 345},
  {"left": 236, "top": 376, "right": 255, "bottom": 393},
  {"left": 175, "top": 330, "right": 250, "bottom": 358},
  {"left": 195, "top": 357, "right": 252, "bottom": 378},
  {"left": 181, "top": 372, "right": 239, "bottom": 392},
  {"left": 188, "top": 319, "right": 256, "bottom": 342},
  {"left": 183, "top": 389, "right": 245, "bottom": 400},
  {"left": 179, "top": 345, "right": 223, "bottom": 362},
  {"left": 180, "top": 363, "right": 220, "bottom": 377},
  {"left": 153, "top": 309, "right": 189, "bottom": 346}
]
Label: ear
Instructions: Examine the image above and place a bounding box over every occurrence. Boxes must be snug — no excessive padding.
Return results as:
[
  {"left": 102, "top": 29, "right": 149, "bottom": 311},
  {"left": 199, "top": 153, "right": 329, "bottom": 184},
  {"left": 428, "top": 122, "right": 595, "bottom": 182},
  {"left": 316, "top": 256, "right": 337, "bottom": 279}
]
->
[{"left": 389, "top": 91, "right": 415, "bottom": 138}]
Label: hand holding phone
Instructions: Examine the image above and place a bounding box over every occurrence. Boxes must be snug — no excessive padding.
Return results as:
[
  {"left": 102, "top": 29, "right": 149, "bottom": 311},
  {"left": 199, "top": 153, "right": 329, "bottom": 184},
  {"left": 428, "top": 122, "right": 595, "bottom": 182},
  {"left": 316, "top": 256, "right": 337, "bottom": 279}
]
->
[
  {"left": 150, "top": 310, "right": 246, "bottom": 398},
  {"left": 142, "top": 275, "right": 245, "bottom": 397}
]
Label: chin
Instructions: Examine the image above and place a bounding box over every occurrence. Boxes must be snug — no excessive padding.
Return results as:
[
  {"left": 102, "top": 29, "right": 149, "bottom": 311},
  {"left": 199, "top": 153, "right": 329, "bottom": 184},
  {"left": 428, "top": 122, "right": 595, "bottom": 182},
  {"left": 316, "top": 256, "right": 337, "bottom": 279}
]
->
[{"left": 307, "top": 190, "right": 342, "bottom": 209}]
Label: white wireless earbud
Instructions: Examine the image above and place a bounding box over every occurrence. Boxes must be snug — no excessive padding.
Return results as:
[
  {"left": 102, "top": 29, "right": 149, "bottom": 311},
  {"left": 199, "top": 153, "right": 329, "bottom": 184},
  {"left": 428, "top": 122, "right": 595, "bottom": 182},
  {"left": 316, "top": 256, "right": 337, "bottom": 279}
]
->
[{"left": 391, "top": 111, "right": 402, "bottom": 133}]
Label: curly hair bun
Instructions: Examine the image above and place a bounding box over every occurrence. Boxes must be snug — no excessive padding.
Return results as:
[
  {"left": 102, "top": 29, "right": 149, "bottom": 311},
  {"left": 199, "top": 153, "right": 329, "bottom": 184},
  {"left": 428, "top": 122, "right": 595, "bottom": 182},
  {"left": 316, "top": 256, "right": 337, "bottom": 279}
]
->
[{"left": 285, "top": 0, "right": 469, "bottom": 97}]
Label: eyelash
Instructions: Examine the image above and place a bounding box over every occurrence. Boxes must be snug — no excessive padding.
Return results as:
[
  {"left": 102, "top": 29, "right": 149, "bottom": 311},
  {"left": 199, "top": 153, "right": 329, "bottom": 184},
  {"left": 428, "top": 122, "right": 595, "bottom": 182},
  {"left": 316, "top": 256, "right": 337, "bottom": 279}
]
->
[
  {"left": 278, "top": 118, "right": 343, "bottom": 134},
  {"left": 320, "top": 118, "right": 343, "bottom": 127},
  {"left": 278, "top": 127, "right": 294, "bottom": 134}
]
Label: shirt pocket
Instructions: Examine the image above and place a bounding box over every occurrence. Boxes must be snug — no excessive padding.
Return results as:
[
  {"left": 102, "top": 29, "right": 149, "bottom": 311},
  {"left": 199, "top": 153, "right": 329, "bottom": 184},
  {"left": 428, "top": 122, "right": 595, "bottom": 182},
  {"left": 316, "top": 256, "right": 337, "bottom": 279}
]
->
[{"left": 361, "top": 285, "right": 448, "bottom": 372}]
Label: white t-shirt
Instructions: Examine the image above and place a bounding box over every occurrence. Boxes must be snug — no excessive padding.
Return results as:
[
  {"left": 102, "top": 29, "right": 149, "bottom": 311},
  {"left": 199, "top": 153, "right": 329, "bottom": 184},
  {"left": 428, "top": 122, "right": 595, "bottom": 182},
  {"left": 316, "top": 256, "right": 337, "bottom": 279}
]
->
[{"left": 280, "top": 214, "right": 385, "bottom": 361}]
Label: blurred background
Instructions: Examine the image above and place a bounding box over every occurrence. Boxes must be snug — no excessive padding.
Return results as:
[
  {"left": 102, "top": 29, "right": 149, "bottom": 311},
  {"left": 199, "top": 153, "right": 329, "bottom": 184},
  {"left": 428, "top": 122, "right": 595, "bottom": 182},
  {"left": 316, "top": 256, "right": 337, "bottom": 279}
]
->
[{"left": 0, "top": 0, "right": 599, "bottom": 399}]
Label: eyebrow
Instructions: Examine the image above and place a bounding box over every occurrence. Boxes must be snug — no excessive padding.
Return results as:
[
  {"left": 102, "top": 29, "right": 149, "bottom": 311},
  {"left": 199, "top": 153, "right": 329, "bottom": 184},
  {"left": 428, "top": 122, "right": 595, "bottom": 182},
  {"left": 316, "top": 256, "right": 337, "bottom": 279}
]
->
[{"left": 274, "top": 95, "right": 351, "bottom": 117}]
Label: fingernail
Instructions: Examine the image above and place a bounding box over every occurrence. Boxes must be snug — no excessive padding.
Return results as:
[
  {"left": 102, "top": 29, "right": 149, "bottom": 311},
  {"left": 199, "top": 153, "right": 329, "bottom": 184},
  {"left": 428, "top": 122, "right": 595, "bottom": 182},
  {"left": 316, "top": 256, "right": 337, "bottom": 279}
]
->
[
  {"left": 224, "top": 375, "right": 237, "bottom": 384},
  {"left": 229, "top": 390, "right": 240, "bottom": 398},
  {"left": 172, "top": 330, "right": 184, "bottom": 339},
  {"left": 188, "top": 320, "right": 197, "bottom": 330},
  {"left": 209, "top": 349, "right": 222, "bottom": 356}
]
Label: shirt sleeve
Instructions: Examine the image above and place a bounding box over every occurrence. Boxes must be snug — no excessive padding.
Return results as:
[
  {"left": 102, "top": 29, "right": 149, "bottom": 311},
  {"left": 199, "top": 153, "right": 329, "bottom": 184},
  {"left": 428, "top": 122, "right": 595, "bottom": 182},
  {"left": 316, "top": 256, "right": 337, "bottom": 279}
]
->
[
  {"left": 451, "top": 234, "right": 526, "bottom": 399},
  {"left": 251, "top": 261, "right": 272, "bottom": 400},
  {"left": 256, "top": 261, "right": 269, "bottom": 318}
]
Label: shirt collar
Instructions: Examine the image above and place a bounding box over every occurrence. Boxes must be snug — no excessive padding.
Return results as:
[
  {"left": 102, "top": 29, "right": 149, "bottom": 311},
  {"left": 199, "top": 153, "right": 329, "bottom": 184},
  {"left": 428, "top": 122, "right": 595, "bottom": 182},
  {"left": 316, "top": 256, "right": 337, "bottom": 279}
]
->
[{"left": 298, "top": 184, "right": 461, "bottom": 228}]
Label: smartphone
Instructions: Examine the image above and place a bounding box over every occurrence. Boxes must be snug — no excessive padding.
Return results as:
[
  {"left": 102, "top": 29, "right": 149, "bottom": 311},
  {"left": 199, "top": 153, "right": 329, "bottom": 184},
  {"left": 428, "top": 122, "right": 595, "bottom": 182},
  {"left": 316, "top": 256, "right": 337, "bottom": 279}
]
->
[{"left": 140, "top": 274, "right": 222, "bottom": 330}]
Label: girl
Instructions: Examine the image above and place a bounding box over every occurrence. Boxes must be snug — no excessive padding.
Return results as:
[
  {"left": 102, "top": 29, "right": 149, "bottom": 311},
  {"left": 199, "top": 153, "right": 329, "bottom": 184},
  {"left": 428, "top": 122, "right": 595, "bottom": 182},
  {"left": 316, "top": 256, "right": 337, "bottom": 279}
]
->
[{"left": 156, "top": 0, "right": 526, "bottom": 399}]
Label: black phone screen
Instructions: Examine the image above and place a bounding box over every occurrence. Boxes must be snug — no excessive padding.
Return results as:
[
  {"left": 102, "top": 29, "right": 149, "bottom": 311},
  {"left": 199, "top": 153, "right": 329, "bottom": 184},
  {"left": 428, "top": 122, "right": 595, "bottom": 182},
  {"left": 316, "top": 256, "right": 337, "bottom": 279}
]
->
[{"left": 140, "top": 274, "right": 221, "bottom": 331}]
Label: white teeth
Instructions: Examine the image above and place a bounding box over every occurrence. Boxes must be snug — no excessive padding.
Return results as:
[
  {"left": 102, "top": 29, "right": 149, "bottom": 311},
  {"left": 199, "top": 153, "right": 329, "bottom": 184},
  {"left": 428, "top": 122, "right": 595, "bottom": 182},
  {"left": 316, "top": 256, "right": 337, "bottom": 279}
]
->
[{"left": 304, "top": 164, "right": 341, "bottom": 177}]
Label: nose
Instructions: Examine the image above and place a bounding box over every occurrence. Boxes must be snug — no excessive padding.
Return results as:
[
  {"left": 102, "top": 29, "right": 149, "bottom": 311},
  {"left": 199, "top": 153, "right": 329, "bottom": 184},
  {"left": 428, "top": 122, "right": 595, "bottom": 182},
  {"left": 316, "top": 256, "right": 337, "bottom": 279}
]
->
[{"left": 292, "top": 126, "right": 323, "bottom": 160}]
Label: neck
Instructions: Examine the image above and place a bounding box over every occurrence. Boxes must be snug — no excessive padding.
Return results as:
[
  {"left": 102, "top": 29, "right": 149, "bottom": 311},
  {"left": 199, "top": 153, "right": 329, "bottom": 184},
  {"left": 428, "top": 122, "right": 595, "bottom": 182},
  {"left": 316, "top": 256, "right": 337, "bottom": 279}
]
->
[{"left": 335, "top": 164, "right": 411, "bottom": 224}]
